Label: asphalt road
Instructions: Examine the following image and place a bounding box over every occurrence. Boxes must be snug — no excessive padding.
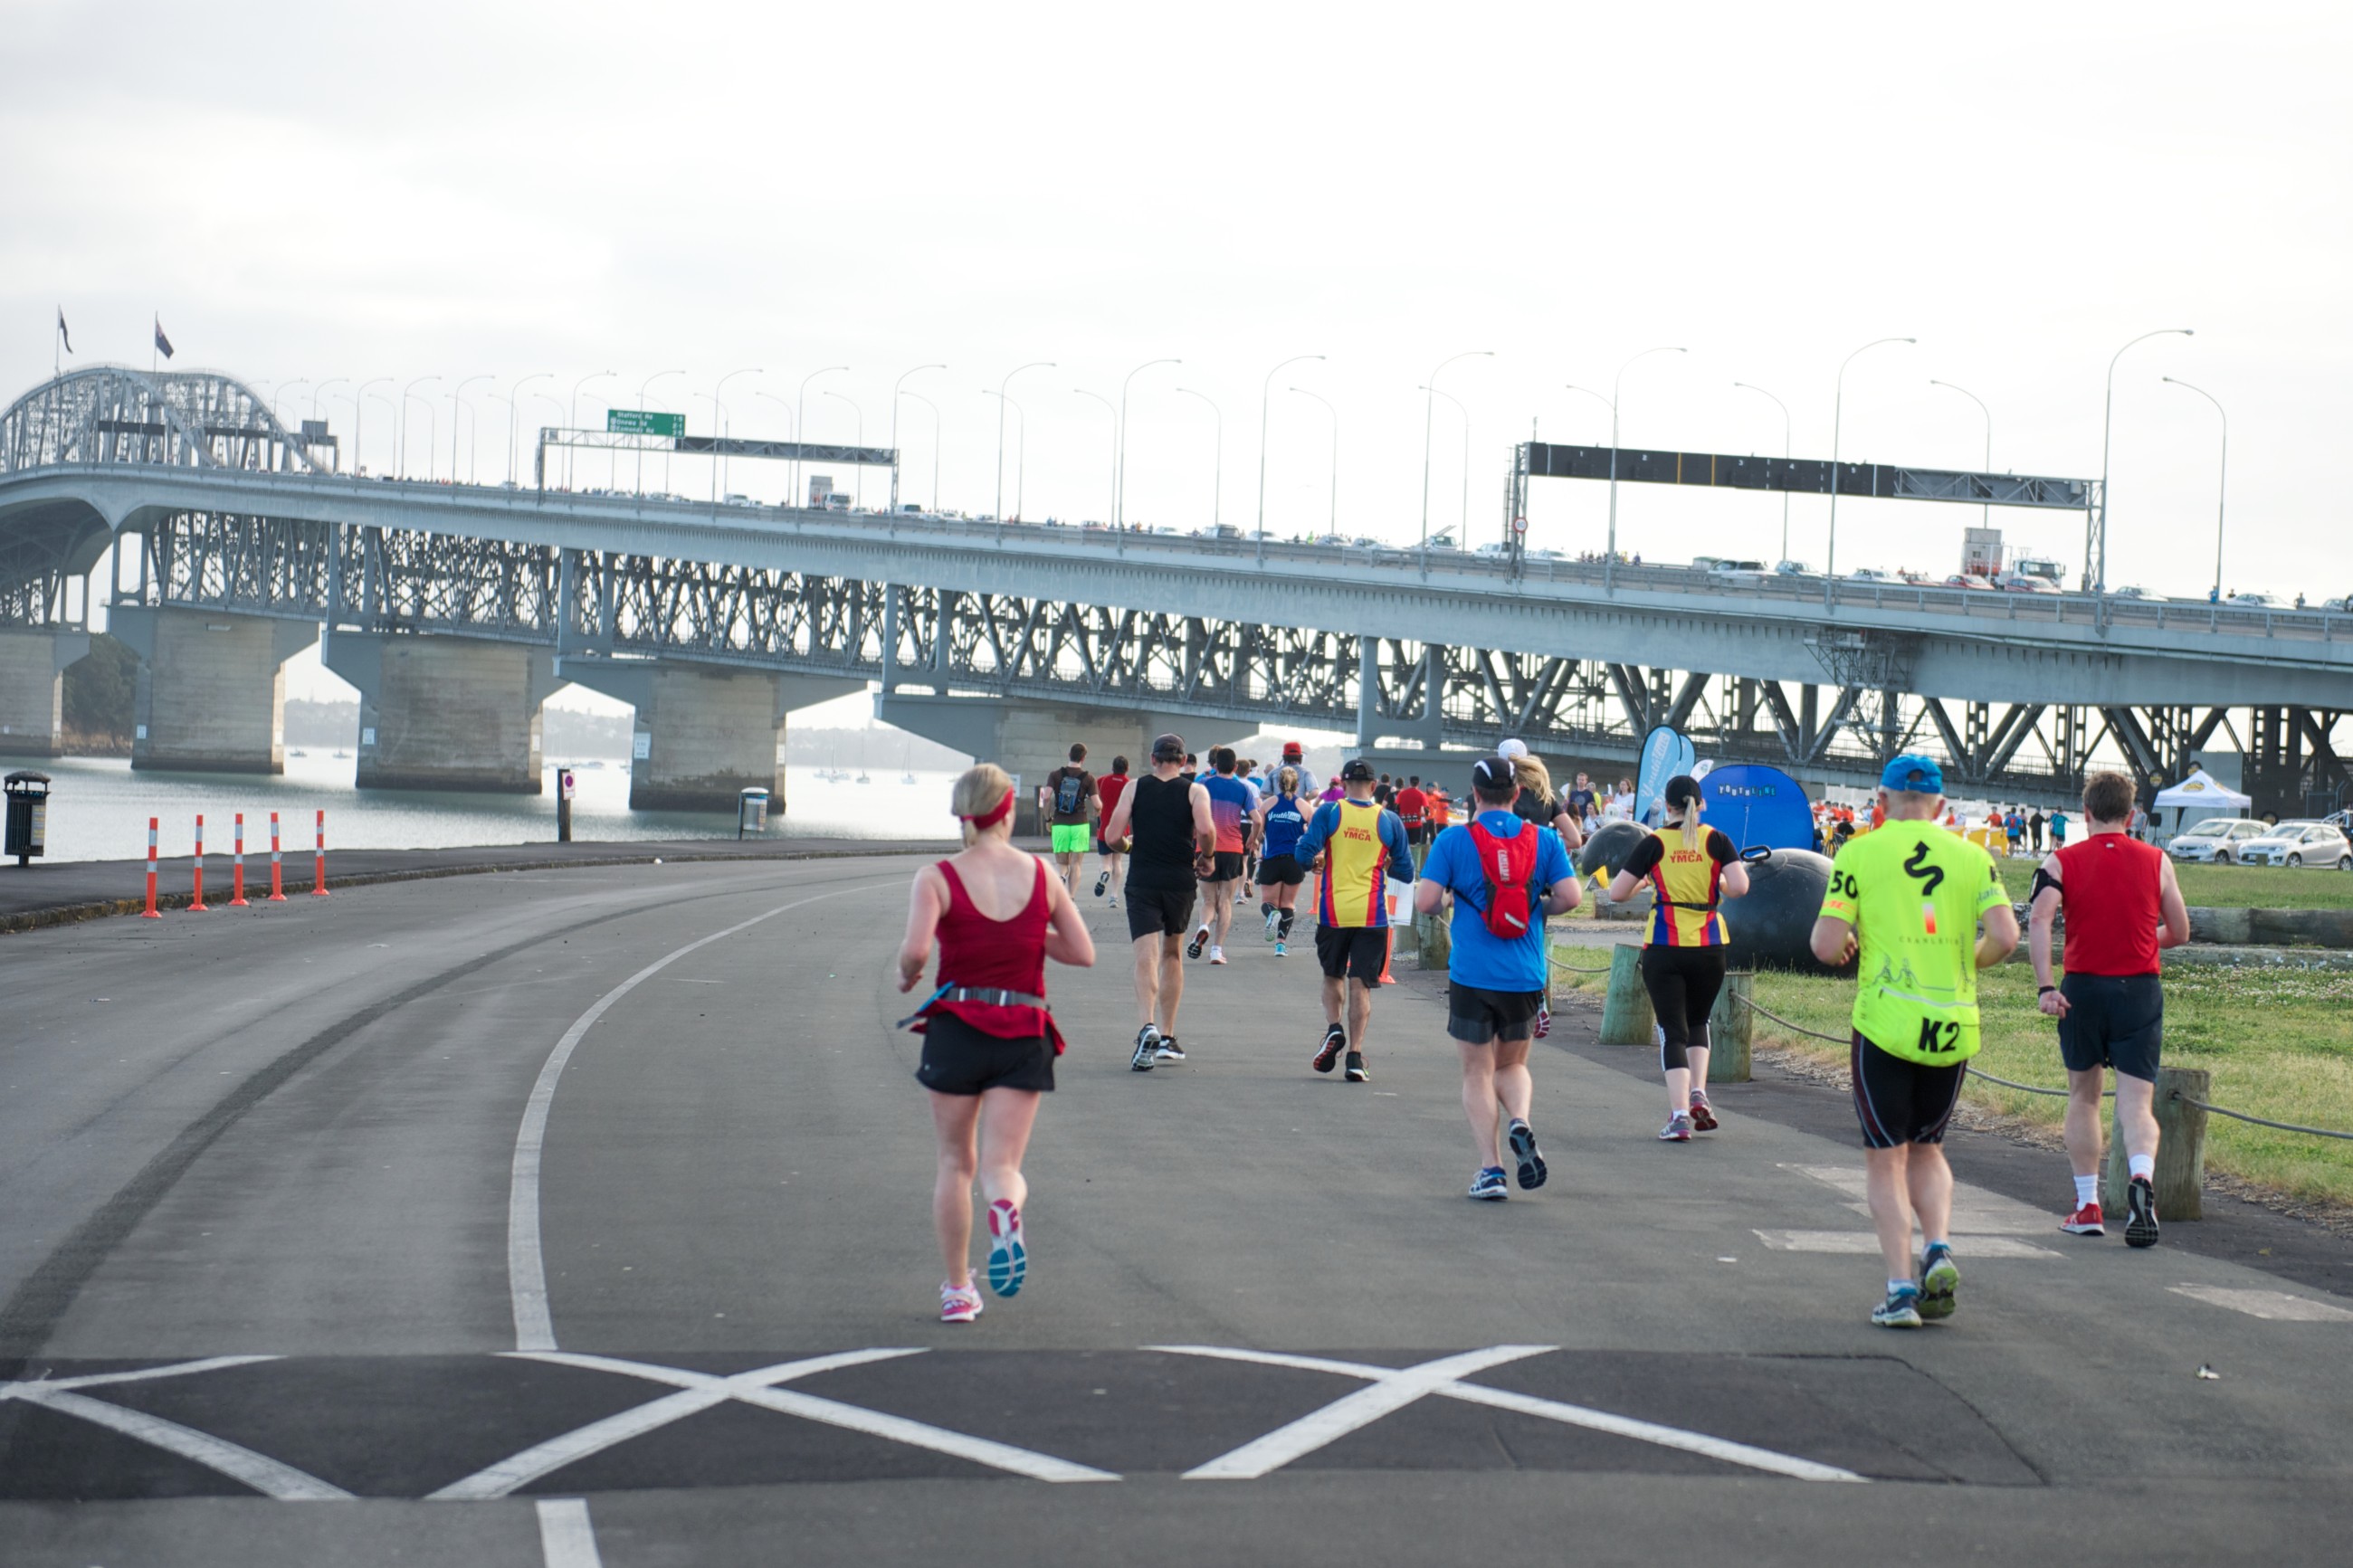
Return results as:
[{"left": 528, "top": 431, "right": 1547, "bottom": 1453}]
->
[{"left": 2, "top": 853, "right": 2348, "bottom": 1565}]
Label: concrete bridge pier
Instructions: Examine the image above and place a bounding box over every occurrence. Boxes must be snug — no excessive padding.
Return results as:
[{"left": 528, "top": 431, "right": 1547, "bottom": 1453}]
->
[
  {"left": 556, "top": 656, "right": 863, "bottom": 812},
  {"left": 0, "top": 629, "right": 92, "bottom": 757},
  {"left": 108, "top": 607, "right": 313, "bottom": 774},
  {"left": 323, "top": 630, "right": 557, "bottom": 794}
]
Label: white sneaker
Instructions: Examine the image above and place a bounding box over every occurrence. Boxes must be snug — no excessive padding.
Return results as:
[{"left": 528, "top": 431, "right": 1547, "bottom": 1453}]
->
[
  {"left": 1108, "top": 894, "right": 1119, "bottom": 908},
  {"left": 1209, "top": 946, "right": 1226, "bottom": 965}
]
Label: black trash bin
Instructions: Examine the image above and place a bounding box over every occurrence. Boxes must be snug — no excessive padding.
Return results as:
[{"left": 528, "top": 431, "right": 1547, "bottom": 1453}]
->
[{"left": 5, "top": 771, "right": 51, "bottom": 867}]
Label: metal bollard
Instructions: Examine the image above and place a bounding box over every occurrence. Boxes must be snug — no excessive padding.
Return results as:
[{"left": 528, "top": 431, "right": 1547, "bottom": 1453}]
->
[
  {"left": 1706, "top": 970, "right": 1754, "bottom": 1083},
  {"left": 2103, "top": 1065, "right": 2210, "bottom": 1221},
  {"left": 1598, "top": 943, "right": 1654, "bottom": 1045}
]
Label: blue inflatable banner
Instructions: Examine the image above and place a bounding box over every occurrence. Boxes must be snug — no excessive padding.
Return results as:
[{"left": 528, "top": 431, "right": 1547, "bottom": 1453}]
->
[
  {"left": 1633, "top": 726, "right": 1696, "bottom": 825},
  {"left": 1698, "top": 763, "right": 1815, "bottom": 852}
]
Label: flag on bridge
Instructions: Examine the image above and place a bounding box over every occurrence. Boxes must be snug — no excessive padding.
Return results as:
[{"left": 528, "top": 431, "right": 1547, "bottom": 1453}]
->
[
  {"left": 153, "top": 316, "right": 175, "bottom": 359},
  {"left": 55, "top": 308, "right": 71, "bottom": 355}
]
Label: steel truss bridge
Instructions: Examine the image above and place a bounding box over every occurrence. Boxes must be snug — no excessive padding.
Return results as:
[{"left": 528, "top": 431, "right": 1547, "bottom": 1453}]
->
[{"left": 5, "top": 366, "right": 2348, "bottom": 810}]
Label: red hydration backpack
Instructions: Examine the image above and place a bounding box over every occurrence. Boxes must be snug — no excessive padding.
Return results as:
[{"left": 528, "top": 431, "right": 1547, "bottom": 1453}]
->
[{"left": 1466, "top": 820, "right": 1539, "bottom": 938}]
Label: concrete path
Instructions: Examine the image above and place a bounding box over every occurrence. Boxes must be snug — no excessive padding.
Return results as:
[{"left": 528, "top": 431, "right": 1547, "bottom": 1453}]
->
[{"left": 2, "top": 855, "right": 2347, "bottom": 1565}]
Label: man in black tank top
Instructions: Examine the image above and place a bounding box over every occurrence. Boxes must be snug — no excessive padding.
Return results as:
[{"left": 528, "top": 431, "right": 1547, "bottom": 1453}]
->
[{"left": 1100, "top": 732, "right": 1215, "bottom": 1071}]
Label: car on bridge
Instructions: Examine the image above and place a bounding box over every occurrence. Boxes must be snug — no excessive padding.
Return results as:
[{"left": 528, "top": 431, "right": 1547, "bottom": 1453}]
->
[
  {"left": 2110, "top": 584, "right": 2152, "bottom": 599},
  {"left": 2231, "top": 820, "right": 2352, "bottom": 870},
  {"left": 1996, "top": 573, "right": 2061, "bottom": 594},
  {"left": 1708, "top": 558, "right": 1767, "bottom": 579},
  {"left": 1944, "top": 574, "right": 1997, "bottom": 591},
  {"left": 1773, "top": 559, "right": 1814, "bottom": 576},
  {"left": 1850, "top": 567, "right": 1893, "bottom": 583},
  {"left": 2165, "top": 817, "right": 2273, "bottom": 864}
]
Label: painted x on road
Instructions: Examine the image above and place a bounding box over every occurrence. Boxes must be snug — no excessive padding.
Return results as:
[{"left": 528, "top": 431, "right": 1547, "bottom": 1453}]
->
[
  {"left": 1, "top": 1356, "right": 349, "bottom": 1500},
  {"left": 1152, "top": 1345, "right": 1866, "bottom": 1483}
]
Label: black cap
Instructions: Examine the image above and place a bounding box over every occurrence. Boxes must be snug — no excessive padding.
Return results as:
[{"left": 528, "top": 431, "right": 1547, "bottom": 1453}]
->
[
  {"left": 1340, "top": 757, "right": 1377, "bottom": 783},
  {"left": 1472, "top": 755, "right": 1515, "bottom": 792},
  {"left": 1664, "top": 774, "right": 1702, "bottom": 809},
  {"left": 1150, "top": 732, "right": 1186, "bottom": 762}
]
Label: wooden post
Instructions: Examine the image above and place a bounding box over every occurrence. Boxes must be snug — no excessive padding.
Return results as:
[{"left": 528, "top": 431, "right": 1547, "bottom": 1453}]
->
[
  {"left": 1416, "top": 908, "right": 1451, "bottom": 970},
  {"left": 1599, "top": 943, "right": 1654, "bottom": 1045},
  {"left": 2102, "top": 1065, "right": 2209, "bottom": 1221},
  {"left": 1706, "top": 970, "right": 1754, "bottom": 1083}
]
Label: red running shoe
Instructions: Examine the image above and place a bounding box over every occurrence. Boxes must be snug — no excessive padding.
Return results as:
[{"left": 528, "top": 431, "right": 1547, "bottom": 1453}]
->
[
  {"left": 1687, "top": 1091, "right": 1719, "bottom": 1133},
  {"left": 2062, "top": 1202, "right": 2106, "bottom": 1237}
]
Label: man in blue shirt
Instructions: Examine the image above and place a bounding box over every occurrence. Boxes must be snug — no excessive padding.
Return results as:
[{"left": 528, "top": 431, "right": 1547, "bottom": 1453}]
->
[{"left": 1415, "top": 756, "right": 1581, "bottom": 1201}]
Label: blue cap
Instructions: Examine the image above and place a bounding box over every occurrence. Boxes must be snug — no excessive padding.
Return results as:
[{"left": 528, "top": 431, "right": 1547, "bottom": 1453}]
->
[{"left": 1880, "top": 754, "right": 1944, "bottom": 794}]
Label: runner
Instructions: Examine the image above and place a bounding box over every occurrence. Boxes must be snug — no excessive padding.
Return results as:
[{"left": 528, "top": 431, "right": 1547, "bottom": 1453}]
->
[
  {"left": 1605, "top": 774, "right": 1749, "bottom": 1140},
  {"left": 895, "top": 765, "right": 1097, "bottom": 1322},
  {"left": 1187, "top": 746, "right": 1256, "bottom": 965},
  {"left": 1235, "top": 756, "right": 1262, "bottom": 902},
  {"left": 1091, "top": 755, "right": 1130, "bottom": 907},
  {"left": 1100, "top": 732, "right": 1215, "bottom": 1070},
  {"left": 1810, "top": 755, "right": 2018, "bottom": 1329},
  {"left": 1565, "top": 771, "right": 1598, "bottom": 831},
  {"left": 1042, "top": 743, "right": 1097, "bottom": 897},
  {"left": 1510, "top": 754, "right": 1583, "bottom": 1040},
  {"left": 1395, "top": 774, "right": 1430, "bottom": 851},
  {"left": 2028, "top": 770, "right": 2191, "bottom": 1247},
  {"left": 1291, "top": 757, "right": 1416, "bottom": 1083},
  {"left": 1253, "top": 764, "right": 1311, "bottom": 955},
  {"left": 1280, "top": 738, "right": 1317, "bottom": 798},
  {"left": 1415, "top": 756, "right": 1581, "bottom": 1199}
]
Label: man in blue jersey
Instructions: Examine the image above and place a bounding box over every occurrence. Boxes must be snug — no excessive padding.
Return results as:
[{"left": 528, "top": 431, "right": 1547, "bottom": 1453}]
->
[
  {"left": 1416, "top": 756, "right": 1582, "bottom": 1199},
  {"left": 1291, "top": 758, "right": 1416, "bottom": 1082},
  {"left": 1187, "top": 746, "right": 1258, "bottom": 966},
  {"left": 1252, "top": 762, "right": 1313, "bottom": 955}
]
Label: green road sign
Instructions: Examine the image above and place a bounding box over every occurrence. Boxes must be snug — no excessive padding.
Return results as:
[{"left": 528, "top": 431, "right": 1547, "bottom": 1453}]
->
[{"left": 607, "top": 408, "right": 685, "bottom": 438}]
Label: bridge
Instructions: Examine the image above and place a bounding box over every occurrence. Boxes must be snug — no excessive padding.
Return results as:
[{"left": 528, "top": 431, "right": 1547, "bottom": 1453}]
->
[{"left": 4, "top": 366, "right": 2347, "bottom": 813}]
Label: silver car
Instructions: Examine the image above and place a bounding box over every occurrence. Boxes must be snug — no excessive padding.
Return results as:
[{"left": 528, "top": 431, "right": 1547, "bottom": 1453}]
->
[
  {"left": 2233, "top": 821, "right": 2352, "bottom": 870},
  {"left": 2166, "top": 818, "right": 2272, "bottom": 864}
]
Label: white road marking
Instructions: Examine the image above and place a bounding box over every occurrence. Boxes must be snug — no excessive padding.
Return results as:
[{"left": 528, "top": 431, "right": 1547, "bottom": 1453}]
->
[
  {"left": 1, "top": 1356, "right": 353, "bottom": 1501},
  {"left": 432, "top": 1348, "right": 1115, "bottom": 1498},
  {"left": 1154, "top": 1345, "right": 1863, "bottom": 1484},
  {"left": 2168, "top": 1285, "right": 2353, "bottom": 1322},
  {"left": 507, "top": 881, "right": 895, "bottom": 1352},
  {"left": 536, "top": 1499, "right": 604, "bottom": 1567},
  {"left": 1753, "top": 1230, "right": 2060, "bottom": 1259}
]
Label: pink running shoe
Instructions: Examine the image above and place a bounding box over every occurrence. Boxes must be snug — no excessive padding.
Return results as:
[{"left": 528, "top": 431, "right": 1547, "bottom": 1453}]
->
[{"left": 940, "top": 1281, "right": 983, "bottom": 1323}]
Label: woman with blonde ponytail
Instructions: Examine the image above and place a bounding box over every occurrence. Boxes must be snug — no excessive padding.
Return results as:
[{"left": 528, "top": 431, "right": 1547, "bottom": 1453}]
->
[{"left": 896, "top": 764, "right": 1095, "bottom": 1323}]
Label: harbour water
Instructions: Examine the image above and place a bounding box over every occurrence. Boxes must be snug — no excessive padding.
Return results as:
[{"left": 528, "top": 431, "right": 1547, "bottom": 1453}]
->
[{"left": 10, "top": 755, "right": 958, "bottom": 864}]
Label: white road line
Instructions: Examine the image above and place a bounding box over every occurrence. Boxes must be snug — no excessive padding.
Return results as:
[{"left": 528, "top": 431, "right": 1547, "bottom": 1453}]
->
[
  {"left": 507, "top": 881, "right": 895, "bottom": 1351},
  {"left": 13, "top": 1386, "right": 354, "bottom": 1500},
  {"left": 2169, "top": 1285, "right": 2353, "bottom": 1322},
  {"left": 433, "top": 1348, "right": 1113, "bottom": 1497},
  {"left": 536, "top": 1499, "right": 605, "bottom": 1567},
  {"left": 1154, "top": 1345, "right": 1863, "bottom": 1484}
]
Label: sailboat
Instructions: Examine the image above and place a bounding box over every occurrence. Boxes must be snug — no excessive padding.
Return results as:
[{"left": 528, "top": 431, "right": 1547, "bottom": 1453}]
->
[
  {"left": 855, "top": 730, "right": 872, "bottom": 784},
  {"left": 900, "top": 735, "right": 917, "bottom": 784}
]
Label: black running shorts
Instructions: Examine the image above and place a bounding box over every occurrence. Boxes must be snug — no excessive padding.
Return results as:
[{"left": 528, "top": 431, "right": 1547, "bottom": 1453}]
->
[
  {"left": 1851, "top": 1032, "right": 1967, "bottom": 1149},
  {"left": 1314, "top": 924, "right": 1389, "bottom": 983},
  {"left": 1448, "top": 983, "right": 1542, "bottom": 1044},
  {"left": 2056, "top": 973, "right": 2163, "bottom": 1082},
  {"left": 1207, "top": 851, "right": 1248, "bottom": 883},
  {"left": 1256, "top": 853, "right": 1305, "bottom": 887},
  {"left": 1125, "top": 881, "right": 1196, "bottom": 942},
  {"left": 915, "top": 1011, "right": 1055, "bottom": 1097}
]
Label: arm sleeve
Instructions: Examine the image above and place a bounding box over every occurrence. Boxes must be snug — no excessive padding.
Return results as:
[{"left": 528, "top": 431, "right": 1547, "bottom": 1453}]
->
[
  {"left": 1618, "top": 834, "right": 1664, "bottom": 880},
  {"left": 1707, "top": 828, "right": 1738, "bottom": 864}
]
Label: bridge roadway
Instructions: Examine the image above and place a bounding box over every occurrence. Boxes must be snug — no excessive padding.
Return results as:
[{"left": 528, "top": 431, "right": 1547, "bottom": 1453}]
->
[{"left": 3, "top": 855, "right": 2348, "bottom": 1565}]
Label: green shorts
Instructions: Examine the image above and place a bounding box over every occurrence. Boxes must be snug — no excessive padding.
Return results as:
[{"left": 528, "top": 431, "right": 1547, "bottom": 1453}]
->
[{"left": 1051, "top": 823, "right": 1092, "bottom": 854}]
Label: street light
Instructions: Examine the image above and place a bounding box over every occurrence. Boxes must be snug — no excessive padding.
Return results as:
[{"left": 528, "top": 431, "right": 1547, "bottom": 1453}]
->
[
  {"left": 361, "top": 383, "right": 398, "bottom": 478},
  {"left": 272, "top": 380, "right": 309, "bottom": 433},
  {"left": 1072, "top": 388, "right": 1116, "bottom": 526},
  {"left": 1256, "top": 353, "right": 1324, "bottom": 562},
  {"left": 901, "top": 391, "right": 942, "bottom": 515},
  {"left": 2163, "top": 375, "right": 2228, "bottom": 596},
  {"left": 1825, "top": 337, "right": 1914, "bottom": 593},
  {"left": 980, "top": 389, "right": 1026, "bottom": 521},
  {"left": 1730, "top": 381, "right": 1793, "bottom": 562},
  {"left": 1418, "top": 385, "right": 1470, "bottom": 546},
  {"left": 793, "top": 366, "right": 846, "bottom": 508},
  {"left": 1291, "top": 386, "right": 1338, "bottom": 537},
  {"left": 890, "top": 364, "right": 946, "bottom": 513},
  {"left": 1421, "top": 350, "right": 1492, "bottom": 563},
  {"left": 1925, "top": 379, "right": 1993, "bottom": 537},
  {"left": 632, "top": 370, "right": 684, "bottom": 495},
  {"left": 310, "top": 378, "right": 347, "bottom": 437},
  {"left": 1117, "top": 357, "right": 1180, "bottom": 529},
  {"left": 451, "top": 375, "right": 494, "bottom": 484},
  {"left": 505, "top": 372, "right": 552, "bottom": 487},
  {"left": 354, "top": 377, "right": 392, "bottom": 476},
  {"left": 707, "top": 367, "right": 762, "bottom": 501},
  {"left": 995, "top": 361, "right": 1053, "bottom": 527},
  {"left": 1175, "top": 387, "right": 1223, "bottom": 531},
  {"left": 824, "top": 388, "right": 866, "bottom": 509},
  {"left": 1604, "top": 346, "right": 1685, "bottom": 592},
  {"left": 567, "top": 370, "right": 615, "bottom": 490},
  {"left": 2094, "top": 328, "right": 2195, "bottom": 594},
  {"left": 399, "top": 375, "right": 438, "bottom": 480}
]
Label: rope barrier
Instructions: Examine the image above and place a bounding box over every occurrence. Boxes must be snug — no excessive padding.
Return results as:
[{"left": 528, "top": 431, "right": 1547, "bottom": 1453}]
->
[
  {"left": 2175, "top": 1095, "right": 2353, "bottom": 1141},
  {"left": 1547, "top": 953, "right": 1615, "bottom": 975}
]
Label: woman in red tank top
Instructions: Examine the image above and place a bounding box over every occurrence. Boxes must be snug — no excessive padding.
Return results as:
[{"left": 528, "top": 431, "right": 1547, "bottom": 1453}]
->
[{"left": 896, "top": 764, "right": 1095, "bottom": 1323}]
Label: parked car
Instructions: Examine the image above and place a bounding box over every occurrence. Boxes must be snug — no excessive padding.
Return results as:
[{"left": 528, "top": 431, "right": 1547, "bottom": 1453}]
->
[
  {"left": 2233, "top": 821, "right": 2352, "bottom": 870},
  {"left": 2166, "top": 817, "right": 2274, "bottom": 864}
]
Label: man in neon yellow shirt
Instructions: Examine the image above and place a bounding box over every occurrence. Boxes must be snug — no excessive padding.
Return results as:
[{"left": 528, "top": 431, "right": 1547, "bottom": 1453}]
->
[{"left": 1811, "top": 755, "right": 2018, "bottom": 1329}]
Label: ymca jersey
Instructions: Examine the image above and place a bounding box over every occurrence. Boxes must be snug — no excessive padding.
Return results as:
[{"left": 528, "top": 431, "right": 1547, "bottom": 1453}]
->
[
  {"left": 1262, "top": 793, "right": 1308, "bottom": 859},
  {"left": 1621, "top": 826, "right": 1737, "bottom": 946},
  {"left": 1818, "top": 822, "right": 2006, "bottom": 1064},
  {"left": 1293, "top": 797, "right": 1415, "bottom": 928},
  {"left": 1202, "top": 774, "right": 1254, "bottom": 854}
]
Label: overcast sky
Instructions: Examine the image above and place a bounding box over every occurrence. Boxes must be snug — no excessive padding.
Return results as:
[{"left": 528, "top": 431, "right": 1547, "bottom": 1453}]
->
[{"left": 5, "top": 2, "right": 2348, "bottom": 707}]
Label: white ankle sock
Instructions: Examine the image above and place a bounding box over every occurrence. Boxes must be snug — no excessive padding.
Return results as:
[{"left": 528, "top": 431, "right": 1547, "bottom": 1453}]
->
[
  {"left": 2074, "top": 1174, "right": 2099, "bottom": 1207},
  {"left": 2128, "top": 1154, "right": 2155, "bottom": 1182}
]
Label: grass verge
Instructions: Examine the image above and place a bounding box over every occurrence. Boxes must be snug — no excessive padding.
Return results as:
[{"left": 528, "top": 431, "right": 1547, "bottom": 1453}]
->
[{"left": 1990, "top": 856, "right": 2353, "bottom": 910}]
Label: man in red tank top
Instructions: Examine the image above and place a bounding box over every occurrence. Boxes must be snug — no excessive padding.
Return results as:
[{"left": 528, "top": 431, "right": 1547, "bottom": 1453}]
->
[{"left": 2027, "top": 771, "right": 2191, "bottom": 1248}]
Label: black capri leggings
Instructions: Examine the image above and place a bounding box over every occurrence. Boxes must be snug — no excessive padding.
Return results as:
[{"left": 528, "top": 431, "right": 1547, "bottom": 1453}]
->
[{"left": 1641, "top": 945, "right": 1728, "bottom": 1073}]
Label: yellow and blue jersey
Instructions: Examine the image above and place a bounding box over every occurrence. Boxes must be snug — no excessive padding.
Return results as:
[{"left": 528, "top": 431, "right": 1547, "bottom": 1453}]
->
[{"left": 1294, "top": 797, "right": 1415, "bottom": 927}]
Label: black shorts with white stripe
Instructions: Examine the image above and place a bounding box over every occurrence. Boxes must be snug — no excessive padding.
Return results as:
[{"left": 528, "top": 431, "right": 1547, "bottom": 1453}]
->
[{"left": 1850, "top": 1031, "right": 1967, "bottom": 1150}]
